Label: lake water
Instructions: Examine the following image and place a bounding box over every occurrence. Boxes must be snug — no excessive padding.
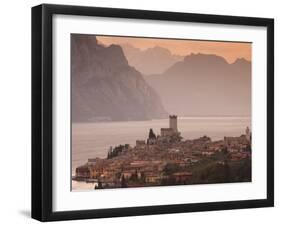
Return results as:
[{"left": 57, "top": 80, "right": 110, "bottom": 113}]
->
[{"left": 72, "top": 117, "right": 251, "bottom": 174}]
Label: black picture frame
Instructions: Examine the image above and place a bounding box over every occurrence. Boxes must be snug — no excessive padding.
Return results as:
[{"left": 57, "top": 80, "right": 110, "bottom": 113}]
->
[{"left": 31, "top": 3, "right": 274, "bottom": 222}]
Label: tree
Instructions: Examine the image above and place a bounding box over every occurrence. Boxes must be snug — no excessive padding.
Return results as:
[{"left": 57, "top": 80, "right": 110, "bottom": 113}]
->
[
  {"left": 149, "top": 128, "right": 156, "bottom": 139},
  {"left": 107, "top": 146, "right": 113, "bottom": 159}
]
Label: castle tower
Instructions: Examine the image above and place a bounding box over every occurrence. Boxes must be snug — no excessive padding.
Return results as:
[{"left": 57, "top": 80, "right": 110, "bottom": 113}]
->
[{"left": 169, "top": 115, "right": 178, "bottom": 132}]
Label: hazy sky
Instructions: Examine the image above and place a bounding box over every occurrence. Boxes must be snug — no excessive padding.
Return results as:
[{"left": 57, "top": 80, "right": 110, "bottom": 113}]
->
[{"left": 97, "top": 36, "right": 251, "bottom": 63}]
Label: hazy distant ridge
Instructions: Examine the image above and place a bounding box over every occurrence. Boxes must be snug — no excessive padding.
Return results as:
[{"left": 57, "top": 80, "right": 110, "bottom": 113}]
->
[
  {"left": 121, "top": 44, "right": 184, "bottom": 75},
  {"left": 146, "top": 53, "right": 251, "bottom": 116}
]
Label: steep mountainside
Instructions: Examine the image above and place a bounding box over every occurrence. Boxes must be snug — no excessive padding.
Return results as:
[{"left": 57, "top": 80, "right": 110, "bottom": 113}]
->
[
  {"left": 121, "top": 44, "right": 183, "bottom": 75},
  {"left": 146, "top": 53, "right": 251, "bottom": 116},
  {"left": 72, "top": 34, "right": 167, "bottom": 122}
]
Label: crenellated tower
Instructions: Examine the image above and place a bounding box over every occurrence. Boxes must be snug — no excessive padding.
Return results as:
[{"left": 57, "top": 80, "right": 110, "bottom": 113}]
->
[{"left": 169, "top": 115, "right": 178, "bottom": 132}]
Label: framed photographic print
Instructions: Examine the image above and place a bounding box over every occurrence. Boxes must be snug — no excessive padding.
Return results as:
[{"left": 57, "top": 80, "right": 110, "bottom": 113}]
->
[{"left": 31, "top": 4, "right": 274, "bottom": 221}]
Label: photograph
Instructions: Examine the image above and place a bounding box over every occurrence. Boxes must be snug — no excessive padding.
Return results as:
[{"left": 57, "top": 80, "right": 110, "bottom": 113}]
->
[
  {"left": 30, "top": 3, "right": 274, "bottom": 221},
  {"left": 71, "top": 34, "right": 252, "bottom": 191}
]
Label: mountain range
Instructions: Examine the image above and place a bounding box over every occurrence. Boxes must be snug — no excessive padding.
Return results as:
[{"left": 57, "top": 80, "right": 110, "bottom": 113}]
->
[
  {"left": 146, "top": 53, "right": 251, "bottom": 116},
  {"left": 71, "top": 35, "right": 167, "bottom": 122},
  {"left": 121, "top": 44, "right": 184, "bottom": 75}
]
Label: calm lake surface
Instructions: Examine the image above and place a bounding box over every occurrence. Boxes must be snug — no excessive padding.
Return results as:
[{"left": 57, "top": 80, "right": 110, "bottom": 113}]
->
[{"left": 72, "top": 117, "right": 251, "bottom": 174}]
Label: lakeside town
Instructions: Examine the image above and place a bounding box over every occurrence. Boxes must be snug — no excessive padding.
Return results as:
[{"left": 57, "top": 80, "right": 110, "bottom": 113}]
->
[{"left": 74, "top": 115, "right": 252, "bottom": 189}]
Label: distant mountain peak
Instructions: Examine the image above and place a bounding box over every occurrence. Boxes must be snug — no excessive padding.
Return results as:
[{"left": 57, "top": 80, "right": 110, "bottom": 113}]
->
[
  {"left": 146, "top": 52, "right": 252, "bottom": 117},
  {"left": 121, "top": 44, "right": 184, "bottom": 75},
  {"left": 184, "top": 53, "right": 228, "bottom": 64},
  {"left": 232, "top": 57, "right": 251, "bottom": 65},
  {"left": 146, "top": 45, "right": 171, "bottom": 54}
]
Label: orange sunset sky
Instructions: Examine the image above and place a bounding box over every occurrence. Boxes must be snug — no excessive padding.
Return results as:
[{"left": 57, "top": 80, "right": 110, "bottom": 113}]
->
[{"left": 97, "top": 36, "right": 251, "bottom": 64}]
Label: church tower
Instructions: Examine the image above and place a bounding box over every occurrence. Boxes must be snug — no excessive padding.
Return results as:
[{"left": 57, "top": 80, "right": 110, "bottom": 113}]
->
[
  {"left": 169, "top": 115, "right": 178, "bottom": 132},
  {"left": 245, "top": 126, "right": 251, "bottom": 141}
]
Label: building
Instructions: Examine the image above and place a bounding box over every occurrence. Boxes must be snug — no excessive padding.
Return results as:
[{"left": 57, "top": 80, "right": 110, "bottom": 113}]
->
[
  {"left": 158, "top": 115, "right": 182, "bottom": 143},
  {"left": 76, "top": 165, "right": 90, "bottom": 178},
  {"left": 144, "top": 172, "right": 162, "bottom": 183},
  {"left": 90, "top": 166, "right": 105, "bottom": 178},
  {"left": 160, "top": 128, "right": 174, "bottom": 137},
  {"left": 172, "top": 172, "right": 192, "bottom": 183},
  {"left": 160, "top": 115, "right": 180, "bottom": 137},
  {"left": 224, "top": 135, "right": 249, "bottom": 146},
  {"left": 136, "top": 140, "right": 146, "bottom": 148},
  {"left": 230, "top": 152, "right": 251, "bottom": 161},
  {"left": 224, "top": 127, "right": 251, "bottom": 148},
  {"left": 169, "top": 115, "right": 178, "bottom": 132},
  {"left": 224, "top": 133, "right": 250, "bottom": 153}
]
